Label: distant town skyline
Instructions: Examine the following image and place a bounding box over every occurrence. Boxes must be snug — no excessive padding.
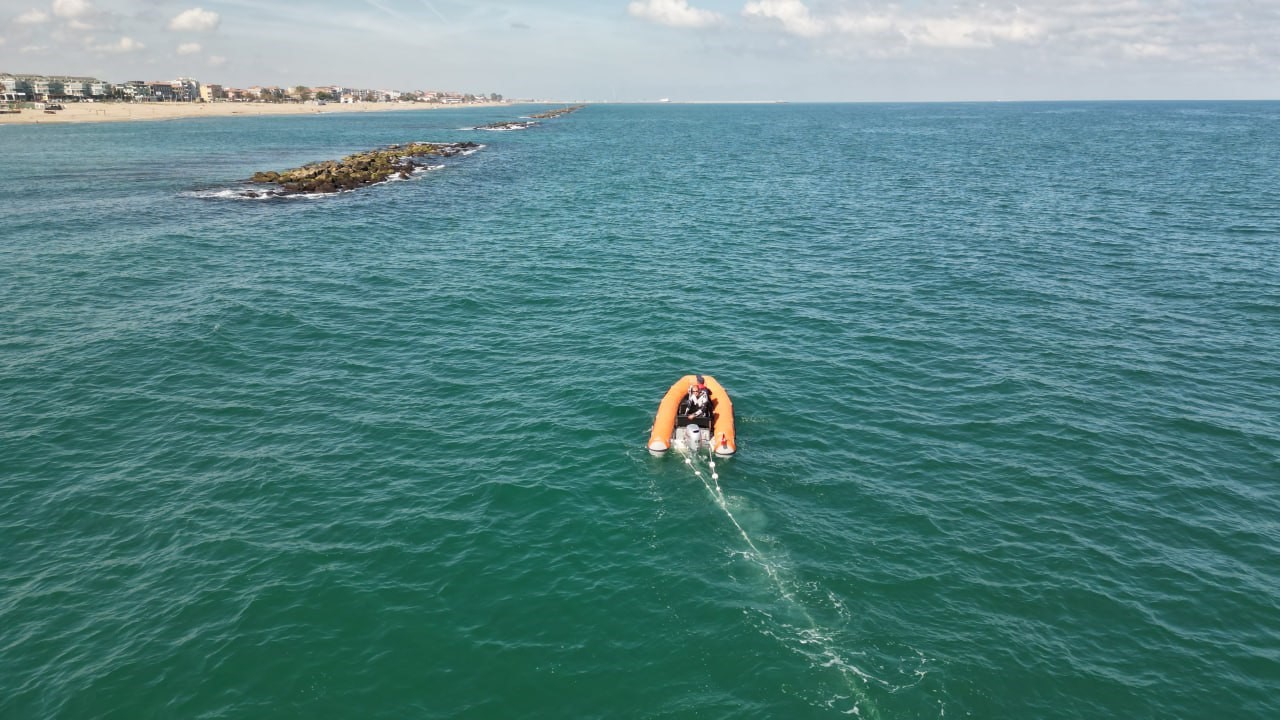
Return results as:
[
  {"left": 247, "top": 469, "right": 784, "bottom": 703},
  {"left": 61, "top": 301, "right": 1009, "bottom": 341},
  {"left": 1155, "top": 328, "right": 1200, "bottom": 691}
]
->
[
  {"left": 2, "top": 1, "right": 1278, "bottom": 102},
  {"left": 1, "top": 71, "right": 506, "bottom": 104}
]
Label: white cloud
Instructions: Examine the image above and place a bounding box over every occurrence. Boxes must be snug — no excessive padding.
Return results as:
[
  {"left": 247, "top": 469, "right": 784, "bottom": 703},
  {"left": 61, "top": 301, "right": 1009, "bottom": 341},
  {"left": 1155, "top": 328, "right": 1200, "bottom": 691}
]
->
[
  {"left": 906, "top": 15, "right": 1043, "bottom": 49},
  {"left": 914, "top": 18, "right": 992, "bottom": 48},
  {"left": 726, "top": 0, "right": 1279, "bottom": 89},
  {"left": 830, "top": 13, "right": 894, "bottom": 37},
  {"left": 9, "top": 0, "right": 1271, "bottom": 101},
  {"left": 169, "top": 7, "right": 221, "bottom": 32},
  {"left": 91, "top": 36, "right": 144, "bottom": 53},
  {"left": 52, "top": 0, "right": 91, "bottom": 19},
  {"left": 628, "top": 0, "right": 722, "bottom": 29},
  {"left": 743, "top": 0, "right": 825, "bottom": 38},
  {"left": 16, "top": 8, "right": 50, "bottom": 24},
  {"left": 826, "top": 5, "right": 1047, "bottom": 49},
  {"left": 1123, "top": 42, "right": 1172, "bottom": 59}
]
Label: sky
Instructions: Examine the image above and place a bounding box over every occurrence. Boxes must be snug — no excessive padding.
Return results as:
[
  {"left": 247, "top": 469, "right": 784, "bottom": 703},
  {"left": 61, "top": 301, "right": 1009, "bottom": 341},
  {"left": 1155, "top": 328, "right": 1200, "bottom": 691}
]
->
[{"left": 1, "top": 0, "right": 1277, "bottom": 101}]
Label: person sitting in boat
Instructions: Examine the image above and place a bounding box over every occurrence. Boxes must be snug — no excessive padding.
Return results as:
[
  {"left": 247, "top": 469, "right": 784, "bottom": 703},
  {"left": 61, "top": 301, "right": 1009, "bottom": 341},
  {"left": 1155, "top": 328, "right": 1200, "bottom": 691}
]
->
[{"left": 681, "top": 375, "right": 712, "bottom": 426}]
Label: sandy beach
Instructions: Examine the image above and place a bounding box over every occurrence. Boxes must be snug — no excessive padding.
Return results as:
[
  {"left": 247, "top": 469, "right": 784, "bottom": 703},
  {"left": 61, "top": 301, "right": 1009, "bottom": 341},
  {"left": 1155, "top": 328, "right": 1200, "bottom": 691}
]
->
[{"left": 0, "top": 100, "right": 504, "bottom": 125}]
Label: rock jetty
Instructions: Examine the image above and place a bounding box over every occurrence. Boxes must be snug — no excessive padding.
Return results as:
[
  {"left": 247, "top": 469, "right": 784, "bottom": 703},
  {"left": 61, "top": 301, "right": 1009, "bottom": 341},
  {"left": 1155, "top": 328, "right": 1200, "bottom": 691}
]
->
[
  {"left": 529, "top": 105, "right": 586, "bottom": 119},
  {"left": 246, "top": 141, "right": 479, "bottom": 196},
  {"left": 477, "top": 120, "right": 537, "bottom": 131},
  {"left": 476, "top": 104, "right": 587, "bottom": 131}
]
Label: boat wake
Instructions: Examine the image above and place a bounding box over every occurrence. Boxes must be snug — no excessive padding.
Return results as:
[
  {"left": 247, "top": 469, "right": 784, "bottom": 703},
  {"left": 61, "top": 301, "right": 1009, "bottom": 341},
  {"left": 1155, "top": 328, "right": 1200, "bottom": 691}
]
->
[{"left": 678, "top": 450, "right": 889, "bottom": 717}]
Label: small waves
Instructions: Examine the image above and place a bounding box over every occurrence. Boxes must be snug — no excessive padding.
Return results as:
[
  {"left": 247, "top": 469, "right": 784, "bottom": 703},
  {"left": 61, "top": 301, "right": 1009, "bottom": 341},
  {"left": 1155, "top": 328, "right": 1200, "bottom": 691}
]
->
[
  {"left": 664, "top": 446, "right": 936, "bottom": 718},
  {"left": 3, "top": 101, "right": 1280, "bottom": 720}
]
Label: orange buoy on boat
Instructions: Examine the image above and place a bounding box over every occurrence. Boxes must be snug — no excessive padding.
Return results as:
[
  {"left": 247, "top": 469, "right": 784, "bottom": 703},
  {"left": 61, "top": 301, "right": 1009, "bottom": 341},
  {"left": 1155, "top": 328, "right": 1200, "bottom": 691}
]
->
[{"left": 647, "top": 374, "right": 736, "bottom": 457}]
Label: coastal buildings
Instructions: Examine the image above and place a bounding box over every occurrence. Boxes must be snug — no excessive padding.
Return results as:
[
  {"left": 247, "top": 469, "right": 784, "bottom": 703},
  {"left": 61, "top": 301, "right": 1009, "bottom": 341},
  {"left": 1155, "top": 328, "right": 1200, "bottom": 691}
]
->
[
  {"left": 0, "top": 75, "right": 21, "bottom": 106},
  {"left": 1, "top": 73, "right": 111, "bottom": 101},
  {"left": 0, "top": 72, "right": 503, "bottom": 106},
  {"left": 199, "top": 84, "right": 224, "bottom": 102}
]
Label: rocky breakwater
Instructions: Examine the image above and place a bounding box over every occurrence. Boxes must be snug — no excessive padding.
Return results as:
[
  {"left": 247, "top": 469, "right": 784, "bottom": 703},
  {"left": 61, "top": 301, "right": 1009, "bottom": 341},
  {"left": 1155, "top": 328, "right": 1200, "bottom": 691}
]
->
[
  {"left": 476, "top": 104, "right": 587, "bottom": 131},
  {"left": 529, "top": 105, "right": 586, "bottom": 119},
  {"left": 477, "top": 120, "right": 537, "bottom": 131},
  {"left": 246, "top": 141, "right": 479, "bottom": 196}
]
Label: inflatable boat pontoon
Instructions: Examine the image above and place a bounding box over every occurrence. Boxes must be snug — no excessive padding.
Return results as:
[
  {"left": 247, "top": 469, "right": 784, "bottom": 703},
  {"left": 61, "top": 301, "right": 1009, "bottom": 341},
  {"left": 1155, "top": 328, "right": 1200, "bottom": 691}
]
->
[{"left": 647, "top": 374, "right": 736, "bottom": 457}]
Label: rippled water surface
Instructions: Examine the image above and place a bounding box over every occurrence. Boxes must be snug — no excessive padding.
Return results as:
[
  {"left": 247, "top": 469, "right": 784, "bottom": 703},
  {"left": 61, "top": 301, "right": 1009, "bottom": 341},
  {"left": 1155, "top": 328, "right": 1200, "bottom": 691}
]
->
[{"left": 3, "top": 102, "right": 1279, "bottom": 719}]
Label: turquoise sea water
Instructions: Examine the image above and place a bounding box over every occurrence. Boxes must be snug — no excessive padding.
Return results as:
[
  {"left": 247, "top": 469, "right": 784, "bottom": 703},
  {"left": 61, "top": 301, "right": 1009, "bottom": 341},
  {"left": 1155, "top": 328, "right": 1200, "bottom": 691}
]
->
[{"left": 2, "top": 102, "right": 1279, "bottom": 719}]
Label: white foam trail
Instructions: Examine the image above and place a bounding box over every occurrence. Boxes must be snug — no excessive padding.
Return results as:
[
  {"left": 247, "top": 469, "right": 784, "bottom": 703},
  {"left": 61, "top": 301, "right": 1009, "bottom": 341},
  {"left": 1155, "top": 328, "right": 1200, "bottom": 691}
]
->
[{"left": 683, "top": 454, "right": 880, "bottom": 718}]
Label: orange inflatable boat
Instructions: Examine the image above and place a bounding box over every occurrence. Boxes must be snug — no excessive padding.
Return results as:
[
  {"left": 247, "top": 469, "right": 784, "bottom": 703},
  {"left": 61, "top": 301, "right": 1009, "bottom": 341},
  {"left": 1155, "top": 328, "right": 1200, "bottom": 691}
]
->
[{"left": 647, "top": 374, "right": 737, "bottom": 457}]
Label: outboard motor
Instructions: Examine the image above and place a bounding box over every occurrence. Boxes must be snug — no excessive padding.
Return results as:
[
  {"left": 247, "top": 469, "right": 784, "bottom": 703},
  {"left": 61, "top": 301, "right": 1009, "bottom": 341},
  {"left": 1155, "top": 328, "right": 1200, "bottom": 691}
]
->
[{"left": 686, "top": 424, "right": 702, "bottom": 449}]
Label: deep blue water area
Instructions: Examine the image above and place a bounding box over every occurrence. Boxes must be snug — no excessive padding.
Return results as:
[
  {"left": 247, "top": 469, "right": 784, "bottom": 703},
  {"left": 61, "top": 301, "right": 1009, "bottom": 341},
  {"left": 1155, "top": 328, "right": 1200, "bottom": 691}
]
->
[{"left": 2, "top": 101, "right": 1279, "bottom": 719}]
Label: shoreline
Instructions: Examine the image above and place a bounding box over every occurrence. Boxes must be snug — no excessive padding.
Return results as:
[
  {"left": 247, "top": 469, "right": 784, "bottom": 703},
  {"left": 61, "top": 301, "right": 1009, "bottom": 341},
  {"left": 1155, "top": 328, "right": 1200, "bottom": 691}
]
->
[{"left": 0, "top": 100, "right": 510, "bottom": 126}]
